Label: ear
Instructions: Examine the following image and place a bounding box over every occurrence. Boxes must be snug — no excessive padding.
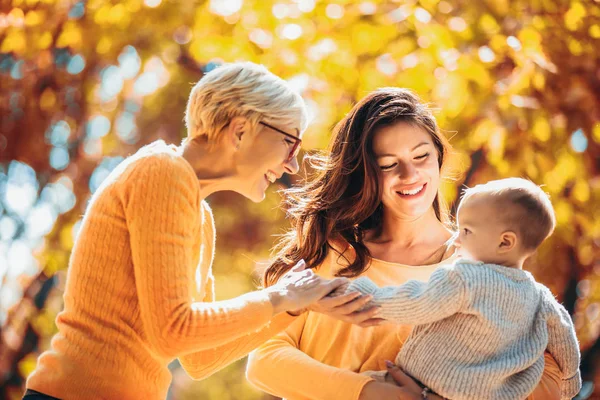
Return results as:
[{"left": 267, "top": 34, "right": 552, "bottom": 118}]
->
[
  {"left": 226, "top": 116, "right": 248, "bottom": 150},
  {"left": 498, "top": 231, "right": 517, "bottom": 253}
]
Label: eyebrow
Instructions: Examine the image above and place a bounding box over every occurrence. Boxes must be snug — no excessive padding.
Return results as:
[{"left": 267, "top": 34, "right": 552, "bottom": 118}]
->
[{"left": 376, "top": 142, "right": 431, "bottom": 158}]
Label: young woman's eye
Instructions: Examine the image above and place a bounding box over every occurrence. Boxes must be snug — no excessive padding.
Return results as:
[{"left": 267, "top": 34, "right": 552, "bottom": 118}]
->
[
  {"left": 284, "top": 139, "right": 295, "bottom": 146},
  {"left": 463, "top": 228, "right": 470, "bottom": 235},
  {"left": 415, "top": 153, "right": 430, "bottom": 160},
  {"left": 380, "top": 163, "right": 397, "bottom": 170}
]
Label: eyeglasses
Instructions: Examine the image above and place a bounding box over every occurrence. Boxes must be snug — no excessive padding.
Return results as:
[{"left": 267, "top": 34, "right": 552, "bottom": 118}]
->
[{"left": 259, "top": 121, "right": 302, "bottom": 162}]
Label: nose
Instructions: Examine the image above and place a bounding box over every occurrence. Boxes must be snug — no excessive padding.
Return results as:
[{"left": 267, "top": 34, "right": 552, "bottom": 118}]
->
[
  {"left": 284, "top": 154, "right": 300, "bottom": 175},
  {"left": 453, "top": 235, "right": 461, "bottom": 246},
  {"left": 398, "top": 161, "right": 418, "bottom": 181}
]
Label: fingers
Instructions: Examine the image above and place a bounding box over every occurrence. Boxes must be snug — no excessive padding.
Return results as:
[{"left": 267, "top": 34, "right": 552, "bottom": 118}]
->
[
  {"left": 386, "top": 365, "right": 419, "bottom": 389},
  {"left": 319, "top": 291, "right": 361, "bottom": 309},
  {"left": 334, "top": 294, "right": 374, "bottom": 314},
  {"left": 358, "top": 317, "right": 386, "bottom": 328},
  {"left": 291, "top": 259, "right": 306, "bottom": 272},
  {"left": 344, "top": 305, "right": 381, "bottom": 324},
  {"left": 322, "top": 277, "right": 349, "bottom": 295}
]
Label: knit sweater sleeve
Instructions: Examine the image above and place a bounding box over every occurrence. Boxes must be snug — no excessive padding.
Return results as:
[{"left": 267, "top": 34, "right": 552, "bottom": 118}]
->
[
  {"left": 124, "top": 155, "right": 274, "bottom": 358},
  {"left": 177, "top": 275, "right": 297, "bottom": 380},
  {"left": 541, "top": 287, "right": 582, "bottom": 399},
  {"left": 346, "top": 265, "right": 467, "bottom": 324}
]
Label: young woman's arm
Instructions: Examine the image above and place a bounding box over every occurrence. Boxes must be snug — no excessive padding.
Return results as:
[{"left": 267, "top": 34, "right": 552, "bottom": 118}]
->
[
  {"left": 526, "top": 352, "right": 563, "bottom": 400},
  {"left": 246, "top": 314, "right": 375, "bottom": 400}
]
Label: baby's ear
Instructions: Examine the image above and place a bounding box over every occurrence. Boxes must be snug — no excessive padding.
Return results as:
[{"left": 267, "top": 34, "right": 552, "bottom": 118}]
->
[{"left": 498, "top": 231, "right": 517, "bottom": 253}]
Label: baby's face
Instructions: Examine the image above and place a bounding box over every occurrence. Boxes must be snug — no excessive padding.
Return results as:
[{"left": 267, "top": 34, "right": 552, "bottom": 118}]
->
[{"left": 455, "top": 196, "right": 509, "bottom": 264}]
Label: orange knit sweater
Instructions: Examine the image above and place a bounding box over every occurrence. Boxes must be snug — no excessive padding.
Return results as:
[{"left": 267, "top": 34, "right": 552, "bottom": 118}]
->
[{"left": 26, "top": 141, "right": 295, "bottom": 400}]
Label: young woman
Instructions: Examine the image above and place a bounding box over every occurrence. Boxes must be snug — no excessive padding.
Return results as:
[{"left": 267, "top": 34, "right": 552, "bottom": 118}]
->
[
  {"left": 246, "top": 88, "right": 563, "bottom": 400},
  {"left": 24, "top": 62, "right": 347, "bottom": 400}
]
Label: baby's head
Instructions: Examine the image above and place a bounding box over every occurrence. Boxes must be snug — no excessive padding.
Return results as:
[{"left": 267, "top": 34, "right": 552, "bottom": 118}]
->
[{"left": 455, "top": 178, "right": 556, "bottom": 268}]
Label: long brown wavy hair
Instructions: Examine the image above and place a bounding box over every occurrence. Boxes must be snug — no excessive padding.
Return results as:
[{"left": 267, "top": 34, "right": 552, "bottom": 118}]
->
[{"left": 263, "top": 88, "right": 452, "bottom": 286}]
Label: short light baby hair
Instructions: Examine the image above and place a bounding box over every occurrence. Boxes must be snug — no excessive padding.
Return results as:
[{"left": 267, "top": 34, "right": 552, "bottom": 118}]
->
[
  {"left": 460, "top": 178, "right": 556, "bottom": 251},
  {"left": 184, "top": 62, "right": 308, "bottom": 141}
]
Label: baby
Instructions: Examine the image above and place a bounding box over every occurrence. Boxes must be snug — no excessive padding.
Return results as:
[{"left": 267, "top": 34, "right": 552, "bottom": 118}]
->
[{"left": 339, "top": 178, "right": 581, "bottom": 400}]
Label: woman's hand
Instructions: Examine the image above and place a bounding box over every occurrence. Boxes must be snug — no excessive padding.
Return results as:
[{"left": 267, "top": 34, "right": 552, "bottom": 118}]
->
[
  {"left": 371, "top": 362, "right": 445, "bottom": 400},
  {"left": 308, "top": 289, "right": 384, "bottom": 327},
  {"left": 358, "top": 381, "right": 421, "bottom": 400},
  {"left": 266, "top": 260, "right": 348, "bottom": 316}
]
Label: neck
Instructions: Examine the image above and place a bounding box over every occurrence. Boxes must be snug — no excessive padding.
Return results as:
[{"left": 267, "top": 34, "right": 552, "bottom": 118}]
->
[
  {"left": 495, "top": 255, "right": 525, "bottom": 269},
  {"left": 376, "top": 207, "right": 451, "bottom": 247},
  {"left": 180, "top": 137, "right": 238, "bottom": 199}
]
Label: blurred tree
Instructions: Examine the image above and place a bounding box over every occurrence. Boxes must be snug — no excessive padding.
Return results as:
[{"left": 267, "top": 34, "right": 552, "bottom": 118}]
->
[{"left": 0, "top": 0, "right": 599, "bottom": 399}]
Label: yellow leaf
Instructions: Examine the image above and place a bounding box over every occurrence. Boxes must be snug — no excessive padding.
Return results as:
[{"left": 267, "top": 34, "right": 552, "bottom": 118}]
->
[
  {"left": 56, "top": 21, "right": 83, "bottom": 50},
  {"left": 18, "top": 354, "right": 39, "bottom": 379},
  {"left": 37, "top": 31, "right": 53, "bottom": 49},
  {"left": 25, "top": 10, "right": 43, "bottom": 26},
  {"left": 554, "top": 200, "right": 573, "bottom": 226},
  {"left": 0, "top": 30, "right": 27, "bottom": 54},
  {"left": 572, "top": 179, "right": 590, "bottom": 203},
  {"left": 94, "top": 4, "right": 111, "bottom": 25},
  {"left": 8, "top": 7, "right": 25, "bottom": 21},
  {"left": 478, "top": 14, "right": 500, "bottom": 34},
  {"left": 96, "top": 36, "right": 112, "bottom": 54},
  {"left": 577, "top": 243, "right": 593, "bottom": 265},
  {"left": 590, "top": 25, "right": 600, "bottom": 39},
  {"left": 564, "top": 2, "right": 586, "bottom": 31},
  {"left": 593, "top": 123, "right": 600, "bottom": 143},
  {"left": 568, "top": 38, "right": 583, "bottom": 56},
  {"left": 532, "top": 72, "right": 545, "bottom": 90},
  {"left": 518, "top": 27, "right": 542, "bottom": 53},
  {"left": 40, "top": 88, "right": 56, "bottom": 111},
  {"left": 125, "top": 0, "right": 143, "bottom": 12},
  {"left": 108, "top": 3, "right": 126, "bottom": 25},
  {"left": 532, "top": 118, "right": 551, "bottom": 142}
]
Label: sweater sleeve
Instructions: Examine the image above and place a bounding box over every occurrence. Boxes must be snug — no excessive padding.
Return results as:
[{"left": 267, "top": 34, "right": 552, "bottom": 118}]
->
[
  {"left": 124, "top": 155, "right": 274, "bottom": 358},
  {"left": 246, "top": 313, "right": 374, "bottom": 400},
  {"left": 346, "top": 265, "right": 467, "bottom": 325},
  {"left": 177, "top": 274, "right": 297, "bottom": 380},
  {"left": 542, "top": 290, "right": 582, "bottom": 399}
]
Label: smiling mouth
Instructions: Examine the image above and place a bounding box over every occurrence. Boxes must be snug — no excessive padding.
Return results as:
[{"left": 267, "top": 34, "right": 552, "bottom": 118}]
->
[
  {"left": 265, "top": 170, "right": 277, "bottom": 183},
  {"left": 396, "top": 183, "right": 426, "bottom": 197}
]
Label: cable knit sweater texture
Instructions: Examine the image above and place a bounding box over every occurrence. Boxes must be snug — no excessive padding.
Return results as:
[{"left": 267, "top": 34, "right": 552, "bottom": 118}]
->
[
  {"left": 345, "top": 259, "right": 581, "bottom": 400},
  {"left": 26, "top": 141, "right": 295, "bottom": 400}
]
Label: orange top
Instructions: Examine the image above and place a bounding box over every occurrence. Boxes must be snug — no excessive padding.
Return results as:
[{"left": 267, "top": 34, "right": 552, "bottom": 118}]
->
[
  {"left": 247, "top": 249, "right": 562, "bottom": 400},
  {"left": 26, "top": 141, "right": 295, "bottom": 400}
]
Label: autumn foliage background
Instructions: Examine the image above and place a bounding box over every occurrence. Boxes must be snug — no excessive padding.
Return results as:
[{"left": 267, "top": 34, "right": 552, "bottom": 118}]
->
[{"left": 0, "top": 0, "right": 599, "bottom": 399}]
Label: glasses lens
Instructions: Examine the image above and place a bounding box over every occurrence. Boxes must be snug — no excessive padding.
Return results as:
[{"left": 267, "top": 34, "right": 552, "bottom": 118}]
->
[{"left": 288, "top": 141, "right": 301, "bottom": 161}]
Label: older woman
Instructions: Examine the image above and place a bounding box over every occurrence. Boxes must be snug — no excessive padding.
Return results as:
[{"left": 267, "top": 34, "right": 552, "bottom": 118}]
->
[
  {"left": 24, "top": 62, "right": 347, "bottom": 400},
  {"left": 246, "top": 88, "right": 563, "bottom": 400}
]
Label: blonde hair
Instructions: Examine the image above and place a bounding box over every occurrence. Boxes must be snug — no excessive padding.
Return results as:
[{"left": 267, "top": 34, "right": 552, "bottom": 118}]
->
[
  {"left": 460, "top": 178, "right": 556, "bottom": 251},
  {"left": 184, "top": 62, "right": 308, "bottom": 141}
]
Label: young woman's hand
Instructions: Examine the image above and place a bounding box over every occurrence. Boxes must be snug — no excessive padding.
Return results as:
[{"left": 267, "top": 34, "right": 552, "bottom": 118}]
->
[
  {"left": 358, "top": 381, "right": 421, "bottom": 400},
  {"left": 266, "top": 260, "right": 348, "bottom": 315},
  {"left": 365, "top": 363, "right": 445, "bottom": 400},
  {"left": 308, "top": 290, "right": 384, "bottom": 327}
]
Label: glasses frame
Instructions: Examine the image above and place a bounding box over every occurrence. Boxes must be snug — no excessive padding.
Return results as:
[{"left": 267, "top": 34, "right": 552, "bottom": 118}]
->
[{"left": 259, "top": 121, "right": 302, "bottom": 162}]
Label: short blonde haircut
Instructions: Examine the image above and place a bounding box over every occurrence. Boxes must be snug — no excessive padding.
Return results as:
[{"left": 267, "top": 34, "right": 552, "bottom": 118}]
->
[
  {"left": 460, "top": 178, "right": 556, "bottom": 251},
  {"left": 184, "top": 62, "right": 308, "bottom": 141}
]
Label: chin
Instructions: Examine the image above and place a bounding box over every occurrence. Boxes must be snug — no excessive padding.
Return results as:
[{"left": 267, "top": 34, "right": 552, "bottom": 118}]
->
[{"left": 246, "top": 189, "right": 266, "bottom": 203}]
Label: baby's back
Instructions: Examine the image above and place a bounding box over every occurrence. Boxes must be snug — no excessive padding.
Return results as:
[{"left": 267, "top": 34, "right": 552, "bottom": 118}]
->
[{"left": 399, "top": 262, "right": 548, "bottom": 400}]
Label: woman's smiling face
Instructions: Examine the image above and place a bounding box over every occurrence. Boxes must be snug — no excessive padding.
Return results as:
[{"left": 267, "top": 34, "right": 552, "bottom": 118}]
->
[{"left": 372, "top": 121, "right": 441, "bottom": 220}]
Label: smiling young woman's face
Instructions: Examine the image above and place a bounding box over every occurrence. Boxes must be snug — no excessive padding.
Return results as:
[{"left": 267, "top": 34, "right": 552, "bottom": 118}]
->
[{"left": 372, "top": 121, "right": 441, "bottom": 220}]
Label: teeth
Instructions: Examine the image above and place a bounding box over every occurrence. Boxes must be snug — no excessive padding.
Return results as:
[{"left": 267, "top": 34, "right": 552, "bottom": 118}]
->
[
  {"left": 266, "top": 171, "right": 277, "bottom": 183},
  {"left": 399, "top": 184, "right": 424, "bottom": 195}
]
